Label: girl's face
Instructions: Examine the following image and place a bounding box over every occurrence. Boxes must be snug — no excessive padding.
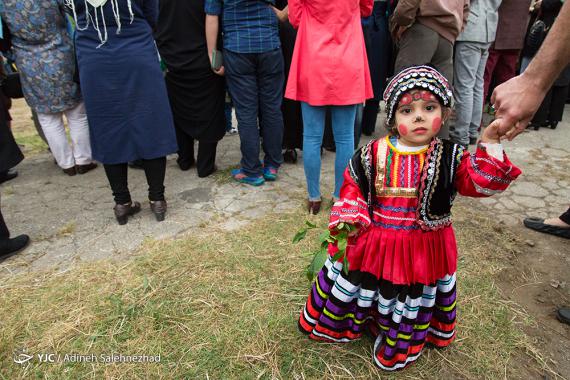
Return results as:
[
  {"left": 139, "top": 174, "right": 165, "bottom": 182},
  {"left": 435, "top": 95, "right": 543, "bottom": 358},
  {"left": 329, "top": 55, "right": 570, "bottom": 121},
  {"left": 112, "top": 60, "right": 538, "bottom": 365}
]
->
[{"left": 394, "top": 90, "right": 444, "bottom": 147}]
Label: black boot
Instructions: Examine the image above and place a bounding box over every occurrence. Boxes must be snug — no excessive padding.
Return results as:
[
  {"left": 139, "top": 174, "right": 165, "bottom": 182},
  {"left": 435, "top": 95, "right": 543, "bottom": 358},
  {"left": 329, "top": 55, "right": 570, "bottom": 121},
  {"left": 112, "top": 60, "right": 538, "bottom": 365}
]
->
[
  {"left": 0, "top": 169, "right": 18, "bottom": 185},
  {"left": 149, "top": 200, "right": 167, "bottom": 222},
  {"left": 114, "top": 201, "right": 141, "bottom": 225},
  {"left": 0, "top": 234, "right": 30, "bottom": 259}
]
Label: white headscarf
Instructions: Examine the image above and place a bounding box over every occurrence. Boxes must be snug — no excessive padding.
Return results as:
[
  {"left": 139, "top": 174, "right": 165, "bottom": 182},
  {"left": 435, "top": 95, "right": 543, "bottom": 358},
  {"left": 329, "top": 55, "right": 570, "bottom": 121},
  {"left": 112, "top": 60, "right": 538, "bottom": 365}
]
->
[{"left": 65, "top": 0, "right": 134, "bottom": 47}]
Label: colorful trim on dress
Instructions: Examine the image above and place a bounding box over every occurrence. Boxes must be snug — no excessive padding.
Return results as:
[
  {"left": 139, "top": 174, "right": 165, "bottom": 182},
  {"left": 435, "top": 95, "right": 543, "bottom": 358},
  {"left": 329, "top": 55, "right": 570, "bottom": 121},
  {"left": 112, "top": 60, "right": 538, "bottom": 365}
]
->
[
  {"left": 299, "top": 258, "right": 457, "bottom": 371},
  {"left": 416, "top": 138, "right": 464, "bottom": 231},
  {"left": 329, "top": 198, "right": 371, "bottom": 230}
]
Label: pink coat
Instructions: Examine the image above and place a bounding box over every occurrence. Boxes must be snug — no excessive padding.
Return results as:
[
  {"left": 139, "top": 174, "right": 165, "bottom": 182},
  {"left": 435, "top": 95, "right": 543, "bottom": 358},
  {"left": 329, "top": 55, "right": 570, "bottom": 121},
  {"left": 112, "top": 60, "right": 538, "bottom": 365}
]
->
[{"left": 285, "top": 0, "right": 374, "bottom": 106}]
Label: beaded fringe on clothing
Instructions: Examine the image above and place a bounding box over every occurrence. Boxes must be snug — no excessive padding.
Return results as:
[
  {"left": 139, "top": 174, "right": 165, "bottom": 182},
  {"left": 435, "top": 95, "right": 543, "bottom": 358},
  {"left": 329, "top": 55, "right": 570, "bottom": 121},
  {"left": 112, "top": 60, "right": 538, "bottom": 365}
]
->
[{"left": 65, "top": 0, "right": 134, "bottom": 47}]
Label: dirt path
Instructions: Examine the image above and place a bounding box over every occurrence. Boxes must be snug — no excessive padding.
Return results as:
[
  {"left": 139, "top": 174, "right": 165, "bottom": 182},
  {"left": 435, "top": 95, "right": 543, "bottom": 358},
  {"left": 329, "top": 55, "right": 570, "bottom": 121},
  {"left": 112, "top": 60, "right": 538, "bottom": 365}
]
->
[{"left": 477, "top": 112, "right": 570, "bottom": 379}]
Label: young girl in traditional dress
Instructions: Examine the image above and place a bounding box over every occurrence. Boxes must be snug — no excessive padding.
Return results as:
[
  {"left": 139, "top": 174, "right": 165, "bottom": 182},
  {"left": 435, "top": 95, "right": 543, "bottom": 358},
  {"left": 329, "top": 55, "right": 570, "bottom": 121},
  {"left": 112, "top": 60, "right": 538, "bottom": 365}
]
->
[{"left": 298, "top": 65, "right": 521, "bottom": 371}]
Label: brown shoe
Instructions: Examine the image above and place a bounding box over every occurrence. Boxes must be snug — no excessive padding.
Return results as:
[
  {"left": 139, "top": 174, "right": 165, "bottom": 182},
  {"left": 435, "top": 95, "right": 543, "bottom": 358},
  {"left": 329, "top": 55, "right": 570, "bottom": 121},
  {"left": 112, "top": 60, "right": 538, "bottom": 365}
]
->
[
  {"left": 307, "top": 199, "right": 322, "bottom": 215},
  {"left": 114, "top": 201, "right": 141, "bottom": 225},
  {"left": 62, "top": 166, "right": 77, "bottom": 176},
  {"left": 150, "top": 200, "right": 167, "bottom": 222},
  {"left": 76, "top": 162, "right": 98, "bottom": 174}
]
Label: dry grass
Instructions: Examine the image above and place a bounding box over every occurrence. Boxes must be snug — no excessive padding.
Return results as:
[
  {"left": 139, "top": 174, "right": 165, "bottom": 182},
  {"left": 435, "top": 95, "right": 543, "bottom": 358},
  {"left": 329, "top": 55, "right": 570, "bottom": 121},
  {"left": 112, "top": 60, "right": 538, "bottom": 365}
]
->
[
  {"left": 56, "top": 222, "right": 76, "bottom": 238},
  {"left": 0, "top": 203, "right": 559, "bottom": 379},
  {"left": 211, "top": 165, "right": 240, "bottom": 185}
]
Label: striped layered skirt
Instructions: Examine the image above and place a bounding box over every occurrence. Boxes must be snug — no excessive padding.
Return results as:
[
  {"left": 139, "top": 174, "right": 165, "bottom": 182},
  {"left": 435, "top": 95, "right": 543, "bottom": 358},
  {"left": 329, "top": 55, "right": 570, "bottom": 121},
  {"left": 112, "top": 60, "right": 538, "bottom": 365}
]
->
[{"left": 298, "top": 258, "right": 457, "bottom": 371}]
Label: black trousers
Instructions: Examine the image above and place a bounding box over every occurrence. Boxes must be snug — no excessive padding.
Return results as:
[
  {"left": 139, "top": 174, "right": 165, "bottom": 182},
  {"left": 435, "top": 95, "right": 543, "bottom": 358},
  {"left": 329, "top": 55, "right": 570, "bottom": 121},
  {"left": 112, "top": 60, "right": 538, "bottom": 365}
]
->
[
  {"left": 103, "top": 157, "right": 166, "bottom": 204},
  {"left": 533, "top": 85, "right": 569, "bottom": 123},
  {"left": 0, "top": 204, "right": 9, "bottom": 240},
  {"left": 361, "top": 98, "right": 381, "bottom": 136},
  {"left": 176, "top": 127, "right": 218, "bottom": 177}
]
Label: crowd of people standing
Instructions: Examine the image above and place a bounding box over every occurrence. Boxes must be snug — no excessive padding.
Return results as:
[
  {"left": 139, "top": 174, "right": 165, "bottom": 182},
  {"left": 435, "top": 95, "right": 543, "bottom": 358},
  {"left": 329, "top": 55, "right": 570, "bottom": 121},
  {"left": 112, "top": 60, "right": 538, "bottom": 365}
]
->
[
  {"left": 0, "top": 0, "right": 569, "bottom": 372},
  {"left": 0, "top": 0, "right": 568, "bottom": 254}
]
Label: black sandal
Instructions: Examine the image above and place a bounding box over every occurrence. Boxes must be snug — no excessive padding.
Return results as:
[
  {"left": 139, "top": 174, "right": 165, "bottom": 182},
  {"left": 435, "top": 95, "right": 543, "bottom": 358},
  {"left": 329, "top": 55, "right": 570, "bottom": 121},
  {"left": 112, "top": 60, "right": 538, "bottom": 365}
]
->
[
  {"left": 557, "top": 307, "right": 570, "bottom": 325},
  {"left": 523, "top": 217, "right": 570, "bottom": 239}
]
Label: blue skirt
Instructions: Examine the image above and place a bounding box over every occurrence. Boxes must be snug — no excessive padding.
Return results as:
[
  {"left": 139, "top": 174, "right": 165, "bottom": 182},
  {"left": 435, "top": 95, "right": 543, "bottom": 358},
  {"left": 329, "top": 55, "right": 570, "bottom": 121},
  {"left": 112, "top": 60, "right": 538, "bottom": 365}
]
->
[{"left": 75, "top": 23, "right": 177, "bottom": 164}]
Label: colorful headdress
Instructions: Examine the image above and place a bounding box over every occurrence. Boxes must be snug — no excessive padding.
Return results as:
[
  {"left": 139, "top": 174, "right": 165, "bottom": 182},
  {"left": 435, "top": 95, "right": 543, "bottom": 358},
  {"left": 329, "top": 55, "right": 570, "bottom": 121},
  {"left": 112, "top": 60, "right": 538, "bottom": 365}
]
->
[{"left": 383, "top": 65, "right": 453, "bottom": 127}]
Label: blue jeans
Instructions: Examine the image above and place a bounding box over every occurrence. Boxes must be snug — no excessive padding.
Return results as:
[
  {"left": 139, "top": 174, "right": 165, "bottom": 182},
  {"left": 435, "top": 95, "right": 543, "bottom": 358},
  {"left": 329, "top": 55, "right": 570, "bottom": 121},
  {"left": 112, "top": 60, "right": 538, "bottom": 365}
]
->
[
  {"left": 301, "top": 103, "right": 356, "bottom": 201},
  {"left": 224, "top": 49, "right": 284, "bottom": 176}
]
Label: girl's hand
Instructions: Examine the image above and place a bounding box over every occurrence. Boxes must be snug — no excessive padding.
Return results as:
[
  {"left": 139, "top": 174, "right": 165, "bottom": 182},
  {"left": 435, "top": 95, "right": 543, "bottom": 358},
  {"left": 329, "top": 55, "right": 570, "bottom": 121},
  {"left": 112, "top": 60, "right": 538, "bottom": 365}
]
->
[
  {"left": 334, "top": 222, "right": 359, "bottom": 237},
  {"left": 347, "top": 225, "right": 360, "bottom": 237},
  {"left": 481, "top": 119, "right": 503, "bottom": 144}
]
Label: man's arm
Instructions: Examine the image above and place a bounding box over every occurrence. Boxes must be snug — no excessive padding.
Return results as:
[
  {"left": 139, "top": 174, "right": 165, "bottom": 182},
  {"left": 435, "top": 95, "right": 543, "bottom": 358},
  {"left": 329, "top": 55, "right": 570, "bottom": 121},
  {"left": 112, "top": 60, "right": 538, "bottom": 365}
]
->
[
  {"left": 272, "top": 5, "right": 289, "bottom": 23},
  {"left": 390, "top": 0, "right": 421, "bottom": 41},
  {"left": 391, "top": 0, "right": 421, "bottom": 28},
  {"left": 491, "top": 1, "right": 570, "bottom": 139},
  {"left": 461, "top": 0, "right": 470, "bottom": 32},
  {"left": 204, "top": 0, "right": 224, "bottom": 76}
]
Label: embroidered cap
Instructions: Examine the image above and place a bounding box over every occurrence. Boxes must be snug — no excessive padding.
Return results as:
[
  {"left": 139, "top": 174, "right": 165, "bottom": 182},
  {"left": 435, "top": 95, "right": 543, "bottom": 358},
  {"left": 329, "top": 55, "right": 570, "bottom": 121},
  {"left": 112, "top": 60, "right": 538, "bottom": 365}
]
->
[{"left": 383, "top": 65, "right": 453, "bottom": 127}]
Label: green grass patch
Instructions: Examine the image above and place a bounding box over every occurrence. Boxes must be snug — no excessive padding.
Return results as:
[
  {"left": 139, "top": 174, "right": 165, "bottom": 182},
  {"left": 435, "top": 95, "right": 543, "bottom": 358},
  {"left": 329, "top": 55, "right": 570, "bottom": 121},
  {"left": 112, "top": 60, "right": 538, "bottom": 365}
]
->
[
  {"left": 0, "top": 205, "right": 549, "bottom": 379},
  {"left": 13, "top": 133, "right": 48, "bottom": 156}
]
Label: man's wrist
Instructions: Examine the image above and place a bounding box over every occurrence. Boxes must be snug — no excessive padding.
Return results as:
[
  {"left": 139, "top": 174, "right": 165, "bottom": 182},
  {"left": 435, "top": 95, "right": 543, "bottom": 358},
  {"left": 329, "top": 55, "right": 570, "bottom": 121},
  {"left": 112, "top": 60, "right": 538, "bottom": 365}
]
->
[{"left": 521, "top": 66, "right": 552, "bottom": 95}]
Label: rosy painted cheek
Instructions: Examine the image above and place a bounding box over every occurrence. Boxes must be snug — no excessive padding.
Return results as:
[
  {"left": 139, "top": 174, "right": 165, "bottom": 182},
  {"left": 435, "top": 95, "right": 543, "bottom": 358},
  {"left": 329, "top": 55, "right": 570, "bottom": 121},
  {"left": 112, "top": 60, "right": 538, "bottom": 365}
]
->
[
  {"left": 398, "top": 124, "right": 409, "bottom": 136},
  {"left": 431, "top": 117, "right": 442, "bottom": 134}
]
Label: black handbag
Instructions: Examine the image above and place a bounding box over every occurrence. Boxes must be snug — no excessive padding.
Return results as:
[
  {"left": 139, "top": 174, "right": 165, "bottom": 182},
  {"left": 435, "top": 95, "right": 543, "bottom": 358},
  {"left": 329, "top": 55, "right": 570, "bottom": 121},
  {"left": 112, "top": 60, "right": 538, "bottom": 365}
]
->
[{"left": 525, "top": 19, "right": 548, "bottom": 56}]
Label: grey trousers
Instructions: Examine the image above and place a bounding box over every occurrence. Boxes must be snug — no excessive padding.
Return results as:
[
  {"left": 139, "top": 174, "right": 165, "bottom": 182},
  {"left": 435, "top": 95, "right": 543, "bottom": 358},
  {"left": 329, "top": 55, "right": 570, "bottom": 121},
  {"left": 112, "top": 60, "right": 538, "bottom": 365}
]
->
[
  {"left": 395, "top": 23, "right": 454, "bottom": 82},
  {"left": 395, "top": 22, "right": 454, "bottom": 138},
  {"left": 451, "top": 41, "right": 491, "bottom": 145}
]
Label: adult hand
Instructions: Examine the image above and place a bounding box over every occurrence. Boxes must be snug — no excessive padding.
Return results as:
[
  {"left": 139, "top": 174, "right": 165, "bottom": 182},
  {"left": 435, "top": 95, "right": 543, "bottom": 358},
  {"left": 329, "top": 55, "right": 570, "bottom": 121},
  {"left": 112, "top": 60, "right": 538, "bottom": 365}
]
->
[
  {"left": 208, "top": 53, "right": 225, "bottom": 76},
  {"left": 271, "top": 6, "right": 288, "bottom": 23},
  {"left": 212, "top": 66, "right": 225, "bottom": 76},
  {"left": 490, "top": 73, "right": 546, "bottom": 141}
]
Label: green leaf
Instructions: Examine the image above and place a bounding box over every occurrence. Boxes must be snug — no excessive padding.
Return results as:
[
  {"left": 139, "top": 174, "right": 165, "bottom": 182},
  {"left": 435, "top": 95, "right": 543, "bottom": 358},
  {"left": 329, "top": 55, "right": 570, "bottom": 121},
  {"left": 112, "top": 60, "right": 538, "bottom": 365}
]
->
[
  {"left": 342, "top": 256, "right": 350, "bottom": 275},
  {"left": 331, "top": 250, "right": 344, "bottom": 262},
  {"left": 338, "top": 222, "right": 345, "bottom": 230},
  {"left": 338, "top": 238, "right": 348, "bottom": 252},
  {"left": 307, "top": 249, "right": 328, "bottom": 282},
  {"left": 305, "top": 220, "right": 317, "bottom": 229},
  {"left": 318, "top": 231, "right": 330, "bottom": 243},
  {"left": 336, "top": 231, "right": 348, "bottom": 242},
  {"left": 292, "top": 228, "right": 307, "bottom": 244}
]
